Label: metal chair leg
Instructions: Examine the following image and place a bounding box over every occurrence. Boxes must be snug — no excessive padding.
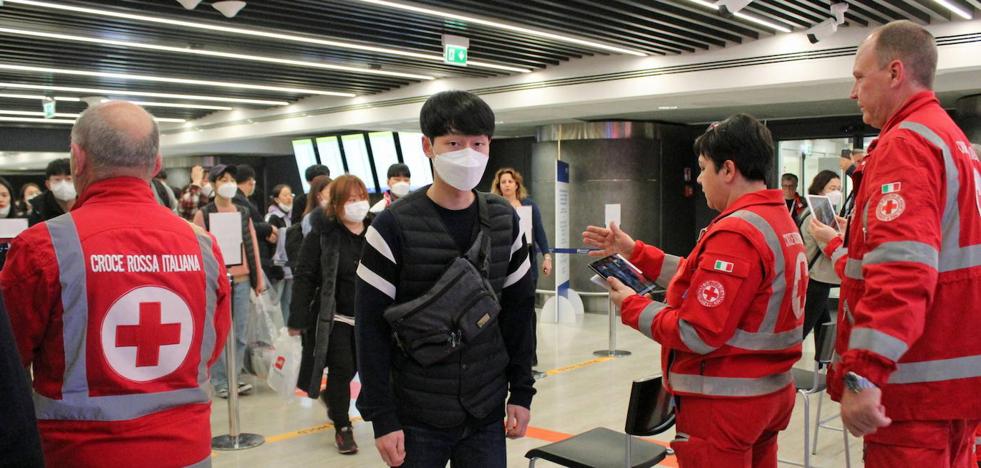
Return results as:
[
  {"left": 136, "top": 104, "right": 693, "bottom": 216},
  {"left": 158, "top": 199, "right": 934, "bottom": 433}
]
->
[
  {"left": 812, "top": 391, "right": 824, "bottom": 455},
  {"left": 802, "top": 392, "right": 810, "bottom": 468},
  {"left": 843, "top": 428, "right": 852, "bottom": 468},
  {"left": 528, "top": 457, "right": 537, "bottom": 468},
  {"left": 624, "top": 433, "right": 632, "bottom": 468}
]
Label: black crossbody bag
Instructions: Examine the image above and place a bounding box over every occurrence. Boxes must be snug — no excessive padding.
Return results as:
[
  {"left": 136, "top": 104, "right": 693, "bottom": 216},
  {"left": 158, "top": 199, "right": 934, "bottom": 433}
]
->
[{"left": 383, "top": 194, "right": 501, "bottom": 367}]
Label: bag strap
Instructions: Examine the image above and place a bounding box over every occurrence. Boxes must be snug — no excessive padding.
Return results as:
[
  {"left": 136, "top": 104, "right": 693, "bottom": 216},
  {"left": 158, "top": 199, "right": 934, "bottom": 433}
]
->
[{"left": 464, "top": 193, "right": 493, "bottom": 277}]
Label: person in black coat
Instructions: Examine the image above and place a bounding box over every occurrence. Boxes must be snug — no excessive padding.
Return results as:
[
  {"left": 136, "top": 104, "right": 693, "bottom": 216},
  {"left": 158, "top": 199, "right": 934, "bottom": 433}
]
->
[
  {"left": 0, "top": 298, "right": 44, "bottom": 467},
  {"left": 288, "top": 175, "right": 372, "bottom": 455},
  {"left": 233, "top": 164, "right": 277, "bottom": 280},
  {"left": 291, "top": 164, "right": 331, "bottom": 224}
]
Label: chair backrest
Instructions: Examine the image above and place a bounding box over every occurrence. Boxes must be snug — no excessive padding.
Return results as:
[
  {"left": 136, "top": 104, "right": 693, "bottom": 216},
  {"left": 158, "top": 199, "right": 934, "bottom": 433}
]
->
[
  {"left": 815, "top": 321, "right": 837, "bottom": 365},
  {"left": 624, "top": 376, "right": 675, "bottom": 437}
]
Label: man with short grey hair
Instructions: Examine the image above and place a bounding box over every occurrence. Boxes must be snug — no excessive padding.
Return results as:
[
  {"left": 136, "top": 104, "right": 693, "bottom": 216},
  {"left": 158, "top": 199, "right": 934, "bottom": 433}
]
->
[
  {"left": 1, "top": 101, "right": 232, "bottom": 467},
  {"left": 808, "top": 20, "right": 981, "bottom": 468}
]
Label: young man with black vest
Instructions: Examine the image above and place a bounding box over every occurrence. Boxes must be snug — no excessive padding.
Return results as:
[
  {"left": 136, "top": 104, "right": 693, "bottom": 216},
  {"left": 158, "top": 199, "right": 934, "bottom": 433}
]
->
[{"left": 356, "top": 90, "right": 536, "bottom": 467}]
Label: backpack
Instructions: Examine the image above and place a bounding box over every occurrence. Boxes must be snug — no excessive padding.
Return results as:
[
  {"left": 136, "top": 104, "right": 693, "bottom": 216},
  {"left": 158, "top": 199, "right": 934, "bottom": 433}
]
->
[{"left": 284, "top": 222, "right": 304, "bottom": 269}]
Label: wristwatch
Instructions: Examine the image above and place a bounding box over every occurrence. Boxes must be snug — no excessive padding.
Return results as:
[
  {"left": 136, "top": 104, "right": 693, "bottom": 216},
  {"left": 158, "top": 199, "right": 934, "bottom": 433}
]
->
[{"left": 843, "top": 371, "right": 876, "bottom": 393}]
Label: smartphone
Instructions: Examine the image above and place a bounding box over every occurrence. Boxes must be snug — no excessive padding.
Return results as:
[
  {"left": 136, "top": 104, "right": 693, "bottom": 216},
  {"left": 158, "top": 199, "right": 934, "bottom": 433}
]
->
[
  {"left": 588, "top": 254, "right": 658, "bottom": 296},
  {"left": 805, "top": 194, "right": 840, "bottom": 232}
]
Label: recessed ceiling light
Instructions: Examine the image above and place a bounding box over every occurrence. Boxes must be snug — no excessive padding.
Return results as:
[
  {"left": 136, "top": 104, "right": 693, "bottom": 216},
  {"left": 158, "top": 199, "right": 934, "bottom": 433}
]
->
[
  {"left": 0, "top": 63, "right": 355, "bottom": 97},
  {"left": 127, "top": 101, "right": 233, "bottom": 111},
  {"left": 0, "top": 110, "right": 186, "bottom": 123},
  {"left": 933, "top": 0, "right": 973, "bottom": 19},
  {"left": 0, "top": 117, "right": 76, "bottom": 124},
  {"left": 0, "top": 26, "right": 435, "bottom": 81},
  {"left": 0, "top": 82, "right": 290, "bottom": 106},
  {"left": 0, "top": 93, "right": 80, "bottom": 102},
  {"left": 5, "top": 0, "right": 531, "bottom": 73},
  {"left": 657, "top": 106, "right": 679, "bottom": 110},
  {"left": 212, "top": 1, "right": 247, "bottom": 18},
  {"left": 357, "top": 0, "right": 647, "bottom": 56},
  {"left": 685, "top": 0, "right": 792, "bottom": 33}
]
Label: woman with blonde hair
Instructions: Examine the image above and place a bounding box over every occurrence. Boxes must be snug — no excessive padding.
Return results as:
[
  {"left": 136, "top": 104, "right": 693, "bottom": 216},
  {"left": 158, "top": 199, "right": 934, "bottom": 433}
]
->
[{"left": 491, "top": 167, "right": 551, "bottom": 280}]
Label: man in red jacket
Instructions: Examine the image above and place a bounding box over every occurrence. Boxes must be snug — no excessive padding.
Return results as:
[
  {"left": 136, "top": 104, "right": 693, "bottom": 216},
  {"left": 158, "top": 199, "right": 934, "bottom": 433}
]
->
[
  {"left": 585, "top": 114, "right": 807, "bottom": 467},
  {"left": 809, "top": 20, "right": 981, "bottom": 468},
  {"left": 0, "top": 101, "right": 231, "bottom": 467}
]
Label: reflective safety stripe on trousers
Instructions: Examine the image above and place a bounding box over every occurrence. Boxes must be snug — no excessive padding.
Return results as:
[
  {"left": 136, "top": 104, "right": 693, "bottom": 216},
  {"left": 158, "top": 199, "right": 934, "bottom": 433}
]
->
[
  {"left": 35, "top": 214, "right": 216, "bottom": 421},
  {"left": 721, "top": 210, "right": 803, "bottom": 351},
  {"left": 669, "top": 371, "right": 793, "bottom": 397}
]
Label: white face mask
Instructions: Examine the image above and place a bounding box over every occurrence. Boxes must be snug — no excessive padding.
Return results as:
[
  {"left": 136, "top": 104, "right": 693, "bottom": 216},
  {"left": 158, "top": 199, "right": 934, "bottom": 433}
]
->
[
  {"left": 26, "top": 192, "right": 40, "bottom": 202},
  {"left": 200, "top": 184, "right": 213, "bottom": 198},
  {"left": 390, "top": 181, "right": 411, "bottom": 198},
  {"left": 0, "top": 205, "right": 10, "bottom": 217},
  {"left": 51, "top": 180, "right": 77, "bottom": 202},
  {"left": 344, "top": 200, "right": 370, "bottom": 223},
  {"left": 277, "top": 202, "right": 291, "bottom": 213},
  {"left": 431, "top": 147, "right": 488, "bottom": 192},
  {"left": 216, "top": 182, "right": 238, "bottom": 199},
  {"left": 826, "top": 189, "right": 843, "bottom": 208}
]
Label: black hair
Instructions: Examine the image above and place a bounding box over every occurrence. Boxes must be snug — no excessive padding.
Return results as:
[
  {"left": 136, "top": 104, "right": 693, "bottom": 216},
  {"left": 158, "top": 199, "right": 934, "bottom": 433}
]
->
[
  {"left": 807, "top": 170, "right": 840, "bottom": 196},
  {"left": 268, "top": 183, "right": 291, "bottom": 209},
  {"left": 235, "top": 164, "right": 256, "bottom": 184},
  {"left": 781, "top": 173, "right": 799, "bottom": 185},
  {"left": 304, "top": 164, "right": 330, "bottom": 182},
  {"left": 693, "top": 114, "right": 773, "bottom": 183},
  {"left": 387, "top": 163, "right": 411, "bottom": 179},
  {"left": 0, "top": 177, "right": 14, "bottom": 200},
  {"left": 419, "top": 90, "right": 495, "bottom": 140},
  {"left": 45, "top": 158, "right": 71, "bottom": 179}
]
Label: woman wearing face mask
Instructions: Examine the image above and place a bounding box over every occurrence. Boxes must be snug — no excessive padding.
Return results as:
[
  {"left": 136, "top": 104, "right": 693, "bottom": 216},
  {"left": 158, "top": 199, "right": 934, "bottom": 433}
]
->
[
  {"left": 288, "top": 175, "right": 372, "bottom": 455},
  {"left": 192, "top": 164, "right": 265, "bottom": 399},
  {"left": 799, "top": 170, "right": 843, "bottom": 346},
  {"left": 301, "top": 175, "right": 332, "bottom": 237},
  {"left": 265, "top": 184, "right": 294, "bottom": 323},
  {"left": 0, "top": 178, "right": 22, "bottom": 219},
  {"left": 15, "top": 183, "right": 41, "bottom": 218}
]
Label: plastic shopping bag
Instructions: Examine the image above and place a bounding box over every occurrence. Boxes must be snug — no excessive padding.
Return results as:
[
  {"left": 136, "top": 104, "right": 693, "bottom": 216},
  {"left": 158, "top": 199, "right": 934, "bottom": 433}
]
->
[{"left": 266, "top": 328, "right": 302, "bottom": 400}]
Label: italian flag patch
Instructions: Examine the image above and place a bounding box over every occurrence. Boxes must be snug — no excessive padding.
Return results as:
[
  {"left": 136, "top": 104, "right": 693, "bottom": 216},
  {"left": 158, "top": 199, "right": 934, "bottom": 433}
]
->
[
  {"left": 881, "top": 182, "right": 902, "bottom": 194},
  {"left": 714, "top": 260, "right": 734, "bottom": 273}
]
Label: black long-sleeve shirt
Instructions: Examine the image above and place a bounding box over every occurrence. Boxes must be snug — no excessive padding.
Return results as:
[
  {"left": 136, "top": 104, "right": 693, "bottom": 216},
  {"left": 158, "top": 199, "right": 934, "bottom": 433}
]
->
[{"left": 355, "top": 194, "right": 536, "bottom": 438}]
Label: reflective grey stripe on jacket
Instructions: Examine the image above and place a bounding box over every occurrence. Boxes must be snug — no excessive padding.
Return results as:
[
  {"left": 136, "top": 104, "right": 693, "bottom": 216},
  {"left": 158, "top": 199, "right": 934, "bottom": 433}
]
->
[
  {"left": 637, "top": 301, "right": 669, "bottom": 340},
  {"left": 888, "top": 354, "right": 981, "bottom": 385},
  {"left": 721, "top": 210, "right": 803, "bottom": 351},
  {"left": 35, "top": 214, "right": 217, "bottom": 421},
  {"left": 848, "top": 327, "right": 909, "bottom": 361},
  {"left": 898, "top": 122, "right": 981, "bottom": 273},
  {"left": 656, "top": 254, "right": 681, "bottom": 287},
  {"left": 186, "top": 455, "right": 212, "bottom": 468},
  {"left": 669, "top": 370, "right": 793, "bottom": 397}
]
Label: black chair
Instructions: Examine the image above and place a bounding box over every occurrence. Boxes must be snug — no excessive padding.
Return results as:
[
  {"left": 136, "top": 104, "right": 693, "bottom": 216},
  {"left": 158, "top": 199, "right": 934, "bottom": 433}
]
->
[{"left": 525, "top": 376, "right": 672, "bottom": 468}]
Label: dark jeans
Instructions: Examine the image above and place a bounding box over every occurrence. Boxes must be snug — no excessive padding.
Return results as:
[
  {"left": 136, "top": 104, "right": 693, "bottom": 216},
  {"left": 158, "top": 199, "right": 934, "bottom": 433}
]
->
[
  {"left": 323, "top": 321, "right": 356, "bottom": 427},
  {"left": 803, "top": 279, "right": 833, "bottom": 350},
  {"left": 401, "top": 419, "right": 506, "bottom": 468}
]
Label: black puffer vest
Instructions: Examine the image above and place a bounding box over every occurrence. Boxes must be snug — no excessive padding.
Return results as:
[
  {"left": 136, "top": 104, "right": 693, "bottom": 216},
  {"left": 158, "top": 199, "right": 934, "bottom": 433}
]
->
[{"left": 387, "top": 189, "right": 515, "bottom": 428}]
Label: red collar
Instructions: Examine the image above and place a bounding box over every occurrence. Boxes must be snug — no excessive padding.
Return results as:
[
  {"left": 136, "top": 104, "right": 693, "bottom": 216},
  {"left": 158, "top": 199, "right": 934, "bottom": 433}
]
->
[
  {"left": 72, "top": 177, "right": 156, "bottom": 210},
  {"left": 713, "top": 189, "right": 786, "bottom": 223},
  {"left": 880, "top": 90, "right": 939, "bottom": 134}
]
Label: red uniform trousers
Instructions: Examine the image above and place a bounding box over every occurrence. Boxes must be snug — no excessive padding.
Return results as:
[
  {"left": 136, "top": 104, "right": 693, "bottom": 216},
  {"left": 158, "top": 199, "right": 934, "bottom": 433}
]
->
[
  {"left": 671, "top": 385, "right": 796, "bottom": 468},
  {"left": 862, "top": 419, "right": 979, "bottom": 468}
]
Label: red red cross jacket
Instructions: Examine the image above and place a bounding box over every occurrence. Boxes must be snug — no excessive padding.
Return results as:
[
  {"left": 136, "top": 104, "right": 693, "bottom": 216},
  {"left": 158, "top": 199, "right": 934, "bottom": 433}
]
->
[
  {"left": 621, "top": 190, "right": 807, "bottom": 398},
  {"left": 0, "top": 177, "right": 231, "bottom": 467},
  {"left": 821, "top": 91, "right": 981, "bottom": 421}
]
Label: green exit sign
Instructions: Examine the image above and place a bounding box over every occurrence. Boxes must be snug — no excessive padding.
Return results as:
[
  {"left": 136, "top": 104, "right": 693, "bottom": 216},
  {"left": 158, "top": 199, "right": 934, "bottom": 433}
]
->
[
  {"left": 444, "top": 44, "right": 468, "bottom": 66},
  {"left": 42, "top": 97, "right": 56, "bottom": 119}
]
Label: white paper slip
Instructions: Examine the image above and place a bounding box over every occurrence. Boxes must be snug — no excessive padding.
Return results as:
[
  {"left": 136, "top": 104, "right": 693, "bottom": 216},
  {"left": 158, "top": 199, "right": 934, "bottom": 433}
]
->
[
  {"left": 208, "top": 211, "right": 243, "bottom": 266},
  {"left": 0, "top": 219, "right": 29, "bottom": 238}
]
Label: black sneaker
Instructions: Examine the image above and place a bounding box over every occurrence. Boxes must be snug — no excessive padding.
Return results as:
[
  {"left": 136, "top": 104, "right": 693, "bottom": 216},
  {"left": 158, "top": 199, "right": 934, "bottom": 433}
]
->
[{"left": 335, "top": 425, "right": 358, "bottom": 454}]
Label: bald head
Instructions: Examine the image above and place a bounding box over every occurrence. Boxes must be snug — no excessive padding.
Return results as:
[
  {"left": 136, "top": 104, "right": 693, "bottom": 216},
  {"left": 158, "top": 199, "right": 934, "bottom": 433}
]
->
[
  {"left": 71, "top": 101, "right": 160, "bottom": 179},
  {"left": 867, "top": 20, "right": 937, "bottom": 89}
]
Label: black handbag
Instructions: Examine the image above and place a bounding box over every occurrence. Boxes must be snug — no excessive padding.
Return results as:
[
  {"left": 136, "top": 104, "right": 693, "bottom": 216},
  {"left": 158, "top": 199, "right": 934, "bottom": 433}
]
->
[{"left": 383, "top": 193, "right": 501, "bottom": 367}]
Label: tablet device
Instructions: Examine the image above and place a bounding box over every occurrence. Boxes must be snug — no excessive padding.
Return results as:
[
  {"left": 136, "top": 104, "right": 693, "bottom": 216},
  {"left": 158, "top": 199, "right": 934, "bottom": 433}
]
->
[
  {"left": 805, "top": 194, "right": 839, "bottom": 232},
  {"left": 588, "top": 254, "right": 658, "bottom": 296}
]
